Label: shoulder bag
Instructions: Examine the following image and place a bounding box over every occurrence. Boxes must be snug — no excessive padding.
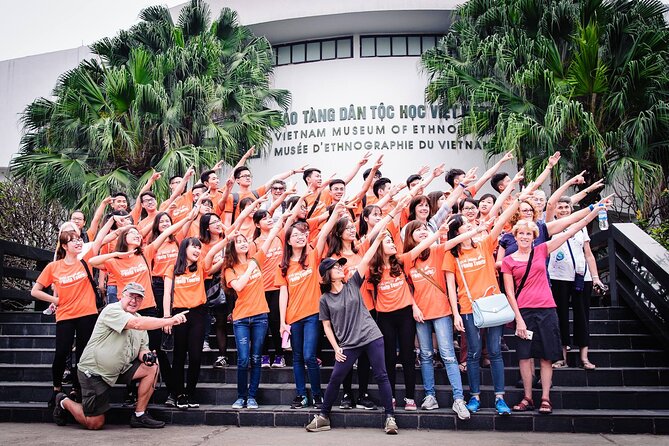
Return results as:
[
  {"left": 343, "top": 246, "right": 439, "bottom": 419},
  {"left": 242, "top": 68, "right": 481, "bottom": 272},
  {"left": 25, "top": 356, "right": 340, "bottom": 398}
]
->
[
  {"left": 80, "top": 260, "right": 105, "bottom": 310},
  {"left": 455, "top": 258, "right": 514, "bottom": 328}
]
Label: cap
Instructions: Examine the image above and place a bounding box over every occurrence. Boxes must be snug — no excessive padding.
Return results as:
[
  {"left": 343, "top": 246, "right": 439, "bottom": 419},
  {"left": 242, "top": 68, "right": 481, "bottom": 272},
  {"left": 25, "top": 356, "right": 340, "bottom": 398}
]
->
[
  {"left": 124, "top": 282, "right": 145, "bottom": 297},
  {"left": 318, "top": 257, "right": 347, "bottom": 278}
]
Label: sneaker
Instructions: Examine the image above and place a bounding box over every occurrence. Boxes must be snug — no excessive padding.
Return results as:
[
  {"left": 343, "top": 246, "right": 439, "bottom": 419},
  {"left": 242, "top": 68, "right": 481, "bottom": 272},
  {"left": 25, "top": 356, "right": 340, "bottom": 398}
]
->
[
  {"left": 466, "top": 397, "right": 480, "bottom": 413},
  {"left": 384, "top": 415, "right": 398, "bottom": 435},
  {"left": 356, "top": 393, "right": 377, "bottom": 410},
  {"left": 271, "top": 355, "right": 286, "bottom": 368},
  {"left": 291, "top": 395, "right": 308, "bottom": 409},
  {"left": 420, "top": 395, "right": 439, "bottom": 410},
  {"left": 247, "top": 397, "right": 259, "bottom": 409},
  {"left": 339, "top": 393, "right": 353, "bottom": 409},
  {"left": 187, "top": 396, "right": 199, "bottom": 408},
  {"left": 452, "top": 399, "right": 471, "bottom": 420},
  {"left": 122, "top": 391, "right": 136, "bottom": 407},
  {"left": 306, "top": 414, "right": 330, "bottom": 432},
  {"left": 404, "top": 397, "right": 417, "bottom": 411},
  {"left": 69, "top": 388, "right": 81, "bottom": 404},
  {"left": 213, "top": 356, "right": 228, "bottom": 369},
  {"left": 52, "top": 392, "right": 68, "bottom": 426},
  {"left": 164, "top": 394, "right": 176, "bottom": 407},
  {"left": 495, "top": 397, "right": 511, "bottom": 416},
  {"left": 176, "top": 394, "right": 188, "bottom": 410},
  {"left": 202, "top": 341, "right": 212, "bottom": 352},
  {"left": 313, "top": 395, "right": 324, "bottom": 409},
  {"left": 261, "top": 355, "right": 271, "bottom": 368},
  {"left": 232, "top": 398, "right": 245, "bottom": 409},
  {"left": 130, "top": 412, "right": 165, "bottom": 429}
]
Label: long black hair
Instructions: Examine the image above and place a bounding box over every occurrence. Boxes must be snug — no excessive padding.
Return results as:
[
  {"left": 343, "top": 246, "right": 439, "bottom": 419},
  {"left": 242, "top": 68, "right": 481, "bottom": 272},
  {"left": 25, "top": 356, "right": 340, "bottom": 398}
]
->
[
  {"left": 149, "top": 212, "right": 175, "bottom": 244},
  {"left": 253, "top": 209, "right": 268, "bottom": 240},
  {"left": 280, "top": 223, "right": 309, "bottom": 277},
  {"left": 447, "top": 214, "right": 476, "bottom": 258},
  {"left": 174, "top": 237, "right": 202, "bottom": 275},
  {"left": 359, "top": 205, "right": 382, "bottom": 237},
  {"left": 326, "top": 217, "right": 359, "bottom": 257},
  {"left": 199, "top": 213, "right": 220, "bottom": 244}
]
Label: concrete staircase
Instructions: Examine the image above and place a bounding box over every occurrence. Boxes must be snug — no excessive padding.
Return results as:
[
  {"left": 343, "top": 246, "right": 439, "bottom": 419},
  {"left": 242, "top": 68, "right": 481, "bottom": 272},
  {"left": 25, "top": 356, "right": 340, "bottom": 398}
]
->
[{"left": 0, "top": 306, "right": 668, "bottom": 433}]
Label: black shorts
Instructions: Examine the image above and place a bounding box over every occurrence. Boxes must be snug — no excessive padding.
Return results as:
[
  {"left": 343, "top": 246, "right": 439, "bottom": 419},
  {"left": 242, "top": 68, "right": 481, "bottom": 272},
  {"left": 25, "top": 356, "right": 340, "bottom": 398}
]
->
[
  {"left": 516, "top": 308, "right": 562, "bottom": 361},
  {"left": 78, "top": 359, "right": 142, "bottom": 416}
]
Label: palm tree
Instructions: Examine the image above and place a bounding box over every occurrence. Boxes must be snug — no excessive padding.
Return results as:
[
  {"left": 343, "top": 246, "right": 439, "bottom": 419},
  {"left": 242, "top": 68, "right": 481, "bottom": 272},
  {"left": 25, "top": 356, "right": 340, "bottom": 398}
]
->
[
  {"left": 422, "top": 0, "right": 669, "bottom": 219},
  {"left": 11, "top": 0, "right": 290, "bottom": 215}
]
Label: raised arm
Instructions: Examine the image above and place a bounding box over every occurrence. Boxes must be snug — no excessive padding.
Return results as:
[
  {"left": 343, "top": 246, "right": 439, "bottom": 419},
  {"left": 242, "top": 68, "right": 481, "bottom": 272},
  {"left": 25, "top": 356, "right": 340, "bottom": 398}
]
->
[
  {"left": 417, "top": 163, "right": 446, "bottom": 193},
  {"left": 489, "top": 188, "right": 532, "bottom": 240},
  {"left": 545, "top": 193, "right": 613, "bottom": 236},
  {"left": 88, "top": 214, "right": 117, "bottom": 255},
  {"left": 342, "top": 153, "right": 372, "bottom": 185},
  {"left": 570, "top": 178, "right": 605, "bottom": 206},
  {"left": 531, "top": 151, "right": 560, "bottom": 188},
  {"left": 131, "top": 170, "right": 161, "bottom": 223},
  {"left": 267, "top": 182, "right": 297, "bottom": 215},
  {"left": 375, "top": 182, "right": 406, "bottom": 210},
  {"left": 487, "top": 169, "right": 524, "bottom": 218},
  {"left": 546, "top": 207, "right": 602, "bottom": 254},
  {"left": 262, "top": 165, "right": 308, "bottom": 191},
  {"left": 545, "top": 170, "right": 585, "bottom": 222},
  {"left": 356, "top": 226, "right": 385, "bottom": 279},
  {"left": 228, "top": 192, "right": 269, "bottom": 233},
  {"left": 472, "top": 151, "right": 514, "bottom": 193},
  {"left": 148, "top": 209, "right": 195, "bottom": 251},
  {"left": 163, "top": 166, "right": 195, "bottom": 211},
  {"left": 260, "top": 214, "right": 288, "bottom": 255},
  {"left": 89, "top": 249, "right": 135, "bottom": 268},
  {"left": 427, "top": 167, "right": 479, "bottom": 232},
  {"left": 368, "top": 195, "right": 411, "bottom": 241},
  {"left": 87, "top": 196, "right": 112, "bottom": 240},
  {"left": 352, "top": 155, "right": 383, "bottom": 202},
  {"left": 204, "top": 235, "right": 229, "bottom": 273}
]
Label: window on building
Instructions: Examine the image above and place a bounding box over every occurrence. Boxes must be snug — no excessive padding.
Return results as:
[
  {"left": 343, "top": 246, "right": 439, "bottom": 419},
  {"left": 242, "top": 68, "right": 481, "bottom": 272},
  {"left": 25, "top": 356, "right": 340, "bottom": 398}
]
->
[
  {"left": 273, "top": 37, "right": 354, "bottom": 66},
  {"left": 359, "top": 34, "right": 442, "bottom": 58}
]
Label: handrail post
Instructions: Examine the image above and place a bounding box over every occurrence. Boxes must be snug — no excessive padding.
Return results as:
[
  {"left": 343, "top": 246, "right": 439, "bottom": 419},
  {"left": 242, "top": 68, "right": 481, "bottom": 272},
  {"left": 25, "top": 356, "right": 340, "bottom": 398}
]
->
[{"left": 608, "top": 225, "right": 618, "bottom": 306}]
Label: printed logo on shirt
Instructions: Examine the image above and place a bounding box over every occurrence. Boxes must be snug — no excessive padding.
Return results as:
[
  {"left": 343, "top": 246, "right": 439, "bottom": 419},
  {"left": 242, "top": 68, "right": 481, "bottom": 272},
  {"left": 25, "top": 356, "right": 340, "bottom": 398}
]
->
[
  {"left": 173, "top": 206, "right": 189, "bottom": 217},
  {"left": 175, "top": 274, "right": 202, "bottom": 286},
  {"left": 288, "top": 268, "right": 313, "bottom": 284},
  {"left": 155, "top": 251, "right": 178, "bottom": 263},
  {"left": 59, "top": 271, "right": 87, "bottom": 286},
  {"left": 119, "top": 263, "right": 148, "bottom": 277},
  {"left": 410, "top": 266, "right": 436, "bottom": 281},
  {"left": 266, "top": 246, "right": 282, "bottom": 259},
  {"left": 459, "top": 254, "right": 486, "bottom": 271},
  {"left": 378, "top": 276, "right": 405, "bottom": 292}
]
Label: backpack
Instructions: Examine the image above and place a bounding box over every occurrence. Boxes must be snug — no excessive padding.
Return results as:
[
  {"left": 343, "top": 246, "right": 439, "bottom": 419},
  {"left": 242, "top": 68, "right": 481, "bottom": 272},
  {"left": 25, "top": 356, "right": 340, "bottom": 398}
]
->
[{"left": 231, "top": 190, "right": 260, "bottom": 223}]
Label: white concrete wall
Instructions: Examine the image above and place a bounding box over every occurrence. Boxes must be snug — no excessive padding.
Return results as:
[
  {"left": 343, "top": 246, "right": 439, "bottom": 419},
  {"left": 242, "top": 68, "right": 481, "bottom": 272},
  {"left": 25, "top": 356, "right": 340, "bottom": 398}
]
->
[{"left": 0, "top": 46, "right": 92, "bottom": 168}]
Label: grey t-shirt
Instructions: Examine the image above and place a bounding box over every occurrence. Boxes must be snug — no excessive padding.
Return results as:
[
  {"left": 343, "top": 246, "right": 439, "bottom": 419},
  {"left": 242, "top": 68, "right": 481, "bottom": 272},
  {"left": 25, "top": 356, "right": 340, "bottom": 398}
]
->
[
  {"left": 319, "top": 272, "right": 383, "bottom": 349},
  {"left": 78, "top": 302, "right": 149, "bottom": 386}
]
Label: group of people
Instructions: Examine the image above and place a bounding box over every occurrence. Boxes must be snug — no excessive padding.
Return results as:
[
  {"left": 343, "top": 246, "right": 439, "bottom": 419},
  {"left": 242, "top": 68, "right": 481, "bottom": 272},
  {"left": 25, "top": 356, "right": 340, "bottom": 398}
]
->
[{"left": 31, "top": 147, "right": 611, "bottom": 434}]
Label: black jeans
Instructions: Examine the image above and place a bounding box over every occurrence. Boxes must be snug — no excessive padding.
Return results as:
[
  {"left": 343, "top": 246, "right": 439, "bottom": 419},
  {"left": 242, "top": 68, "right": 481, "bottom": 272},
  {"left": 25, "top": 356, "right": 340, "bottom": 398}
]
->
[
  {"left": 150, "top": 277, "right": 173, "bottom": 392},
  {"left": 342, "top": 309, "right": 376, "bottom": 397},
  {"left": 172, "top": 305, "right": 207, "bottom": 396},
  {"left": 262, "top": 290, "right": 283, "bottom": 356},
  {"left": 53, "top": 314, "right": 97, "bottom": 389},
  {"left": 321, "top": 338, "right": 394, "bottom": 416},
  {"left": 551, "top": 279, "right": 592, "bottom": 348},
  {"left": 376, "top": 305, "right": 416, "bottom": 399}
]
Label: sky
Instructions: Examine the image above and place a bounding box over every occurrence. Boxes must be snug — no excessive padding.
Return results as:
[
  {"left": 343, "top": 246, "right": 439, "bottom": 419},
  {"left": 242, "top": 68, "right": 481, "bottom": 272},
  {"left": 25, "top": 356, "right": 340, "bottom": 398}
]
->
[{"left": 0, "top": 0, "right": 185, "bottom": 61}]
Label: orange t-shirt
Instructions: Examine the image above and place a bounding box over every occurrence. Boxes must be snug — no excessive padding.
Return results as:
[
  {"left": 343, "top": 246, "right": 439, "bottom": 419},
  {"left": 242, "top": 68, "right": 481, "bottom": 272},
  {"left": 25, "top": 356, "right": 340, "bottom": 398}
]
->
[
  {"left": 332, "top": 249, "right": 372, "bottom": 310},
  {"left": 250, "top": 232, "right": 284, "bottom": 291},
  {"left": 405, "top": 246, "right": 451, "bottom": 319},
  {"left": 373, "top": 252, "right": 414, "bottom": 313},
  {"left": 137, "top": 215, "right": 156, "bottom": 244},
  {"left": 274, "top": 249, "right": 321, "bottom": 324},
  {"left": 400, "top": 207, "right": 411, "bottom": 229},
  {"left": 187, "top": 219, "right": 202, "bottom": 239},
  {"left": 364, "top": 194, "right": 379, "bottom": 207},
  {"left": 199, "top": 238, "right": 224, "bottom": 279},
  {"left": 225, "top": 252, "right": 270, "bottom": 320},
  {"left": 149, "top": 239, "right": 180, "bottom": 278},
  {"left": 36, "top": 250, "right": 98, "bottom": 322},
  {"left": 102, "top": 244, "right": 157, "bottom": 310},
  {"left": 237, "top": 217, "right": 257, "bottom": 242},
  {"left": 304, "top": 188, "right": 331, "bottom": 218},
  {"left": 221, "top": 186, "right": 268, "bottom": 217},
  {"left": 167, "top": 194, "right": 193, "bottom": 224},
  {"left": 100, "top": 241, "right": 117, "bottom": 286},
  {"left": 441, "top": 236, "right": 499, "bottom": 315},
  {"left": 165, "top": 261, "right": 206, "bottom": 309}
]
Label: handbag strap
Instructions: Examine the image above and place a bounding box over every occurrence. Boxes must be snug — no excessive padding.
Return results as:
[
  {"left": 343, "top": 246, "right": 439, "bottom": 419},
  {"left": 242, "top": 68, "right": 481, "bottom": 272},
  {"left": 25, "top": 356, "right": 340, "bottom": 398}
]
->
[
  {"left": 565, "top": 238, "right": 588, "bottom": 276},
  {"left": 455, "top": 258, "right": 474, "bottom": 305},
  {"left": 415, "top": 266, "right": 445, "bottom": 294},
  {"left": 80, "top": 259, "right": 99, "bottom": 297},
  {"left": 307, "top": 191, "right": 322, "bottom": 219},
  {"left": 514, "top": 248, "right": 534, "bottom": 299}
]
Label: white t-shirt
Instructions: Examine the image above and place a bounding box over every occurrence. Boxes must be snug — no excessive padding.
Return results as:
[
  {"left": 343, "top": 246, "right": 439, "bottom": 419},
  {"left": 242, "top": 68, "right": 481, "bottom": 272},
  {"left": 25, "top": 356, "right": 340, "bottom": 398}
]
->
[{"left": 548, "top": 227, "right": 591, "bottom": 281}]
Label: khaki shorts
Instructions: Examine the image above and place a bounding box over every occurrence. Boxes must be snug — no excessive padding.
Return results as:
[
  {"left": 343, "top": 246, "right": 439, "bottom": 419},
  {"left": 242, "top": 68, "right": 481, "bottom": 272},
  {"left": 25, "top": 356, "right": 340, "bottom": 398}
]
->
[{"left": 78, "top": 359, "right": 142, "bottom": 416}]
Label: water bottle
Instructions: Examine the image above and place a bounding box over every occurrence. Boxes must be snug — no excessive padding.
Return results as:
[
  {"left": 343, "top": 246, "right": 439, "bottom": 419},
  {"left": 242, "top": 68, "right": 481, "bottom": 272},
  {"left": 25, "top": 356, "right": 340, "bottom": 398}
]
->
[{"left": 597, "top": 204, "right": 609, "bottom": 231}]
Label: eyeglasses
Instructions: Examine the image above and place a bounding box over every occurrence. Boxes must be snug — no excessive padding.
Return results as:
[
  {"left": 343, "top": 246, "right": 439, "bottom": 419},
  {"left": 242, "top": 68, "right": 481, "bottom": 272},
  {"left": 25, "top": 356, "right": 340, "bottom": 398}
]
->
[
  {"left": 209, "top": 220, "right": 222, "bottom": 226},
  {"left": 332, "top": 264, "right": 345, "bottom": 271},
  {"left": 67, "top": 237, "right": 83, "bottom": 244},
  {"left": 142, "top": 198, "right": 156, "bottom": 204},
  {"left": 462, "top": 206, "right": 477, "bottom": 212},
  {"left": 345, "top": 226, "right": 357, "bottom": 232},
  {"left": 272, "top": 186, "right": 285, "bottom": 191},
  {"left": 71, "top": 217, "right": 84, "bottom": 222},
  {"left": 520, "top": 208, "right": 534, "bottom": 214},
  {"left": 238, "top": 174, "right": 252, "bottom": 179},
  {"left": 126, "top": 294, "right": 144, "bottom": 303}
]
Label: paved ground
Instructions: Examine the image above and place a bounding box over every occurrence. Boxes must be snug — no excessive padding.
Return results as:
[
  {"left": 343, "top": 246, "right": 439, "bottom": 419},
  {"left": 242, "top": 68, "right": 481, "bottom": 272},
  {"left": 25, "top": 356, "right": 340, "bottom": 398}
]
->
[{"left": 1, "top": 424, "right": 668, "bottom": 445}]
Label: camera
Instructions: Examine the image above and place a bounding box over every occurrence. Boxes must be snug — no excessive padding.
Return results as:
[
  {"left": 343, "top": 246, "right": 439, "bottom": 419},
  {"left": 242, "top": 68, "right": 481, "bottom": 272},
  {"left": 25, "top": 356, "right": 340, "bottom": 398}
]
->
[{"left": 142, "top": 351, "right": 157, "bottom": 366}]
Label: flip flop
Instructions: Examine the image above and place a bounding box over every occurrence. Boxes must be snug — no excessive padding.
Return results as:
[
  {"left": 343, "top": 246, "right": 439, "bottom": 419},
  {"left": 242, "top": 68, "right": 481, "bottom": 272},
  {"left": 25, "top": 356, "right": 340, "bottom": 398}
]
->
[
  {"left": 581, "top": 360, "right": 596, "bottom": 370},
  {"left": 552, "top": 360, "right": 567, "bottom": 369}
]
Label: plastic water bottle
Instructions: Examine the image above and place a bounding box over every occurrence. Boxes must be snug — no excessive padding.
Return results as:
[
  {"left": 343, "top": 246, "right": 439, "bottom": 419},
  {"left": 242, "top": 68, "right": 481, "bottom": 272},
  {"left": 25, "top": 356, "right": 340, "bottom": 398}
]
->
[{"left": 598, "top": 204, "right": 609, "bottom": 231}]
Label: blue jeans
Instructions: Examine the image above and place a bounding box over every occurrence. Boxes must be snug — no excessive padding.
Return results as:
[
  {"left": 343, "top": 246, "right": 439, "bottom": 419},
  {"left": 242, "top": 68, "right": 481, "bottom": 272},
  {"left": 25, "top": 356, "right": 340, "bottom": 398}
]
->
[
  {"left": 290, "top": 313, "right": 322, "bottom": 397},
  {"left": 416, "top": 315, "right": 464, "bottom": 400},
  {"left": 106, "top": 285, "right": 118, "bottom": 304},
  {"left": 462, "top": 313, "right": 505, "bottom": 396},
  {"left": 233, "top": 313, "right": 268, "bottom": 399}
]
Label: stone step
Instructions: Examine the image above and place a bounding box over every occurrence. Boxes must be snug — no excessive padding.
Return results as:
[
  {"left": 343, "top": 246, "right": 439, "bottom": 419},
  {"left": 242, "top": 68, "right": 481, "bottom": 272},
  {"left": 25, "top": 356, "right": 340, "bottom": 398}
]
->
[
  {"left": 2, "top": 402, "right": 668, "bottom": 434},
  {"left": 2, "top": 382, "right": 669, "bottom": 410},
  {"left": 1, "top": 348, "right": 666, "bottom": 368},
  {"left": 1, "top": 363, "right": 667, "bottom": 388},
  {"left": 0, "top": 306, "right": 636, "bottom": 323}
]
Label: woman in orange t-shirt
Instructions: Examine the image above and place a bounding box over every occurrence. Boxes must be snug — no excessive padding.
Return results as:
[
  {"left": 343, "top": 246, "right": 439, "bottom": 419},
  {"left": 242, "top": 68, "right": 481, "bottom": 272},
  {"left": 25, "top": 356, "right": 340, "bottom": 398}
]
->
[
  {"left": 402, "top": 219, "right": 485, "bottom": 416},
  {"left": 251, "top": 209, "right": 286, "bottom": 368},
  {"left": 162, "top": 236, "right": 225, "bottom": 409},
  {"left": 223, "top": 219, "right": 283, "bottom": 409},
  {"left": 442, "top": 193, "right": 523, "bottom": 416},
  {"left": 32, "top": 217, "right": 114, "bottom": 407}
]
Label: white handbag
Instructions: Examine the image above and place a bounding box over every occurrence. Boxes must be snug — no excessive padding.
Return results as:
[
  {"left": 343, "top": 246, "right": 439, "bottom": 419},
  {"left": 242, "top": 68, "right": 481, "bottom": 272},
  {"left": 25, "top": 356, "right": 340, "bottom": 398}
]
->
[{"left": 456, "top": 259, "right": 515, "bottom": 328}]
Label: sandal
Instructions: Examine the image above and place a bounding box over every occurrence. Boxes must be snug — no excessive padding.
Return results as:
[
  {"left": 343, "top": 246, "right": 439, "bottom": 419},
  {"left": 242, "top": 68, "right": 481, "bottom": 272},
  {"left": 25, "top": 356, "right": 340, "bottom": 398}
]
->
[
  {"left": 512, "top": 397, "right": 535, "bottom": 412},
  {"left": 539, "top": 398, "right": 553, "bottom": 414},
  {"left": 552, "top": 360, "right": 567, "bottom": 369},
  {"left": 458, "top": 362, "right": 467, "bottom": 373},
  {"left": 581, "top": 360, "right": 596, "bottom": 370}
]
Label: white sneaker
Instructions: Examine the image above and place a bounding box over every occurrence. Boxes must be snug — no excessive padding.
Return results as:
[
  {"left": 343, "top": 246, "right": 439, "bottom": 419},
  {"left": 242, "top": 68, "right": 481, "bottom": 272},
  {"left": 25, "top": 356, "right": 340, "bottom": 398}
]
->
[
  {"left": 421, "top": 394, "right": 439, "bottom": 410},
  {"left": 202, "top": 341, "right": 212, "bottom": 352},
  {"left": 452, "top": 399, "right": 471, "bottom": 420}
]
